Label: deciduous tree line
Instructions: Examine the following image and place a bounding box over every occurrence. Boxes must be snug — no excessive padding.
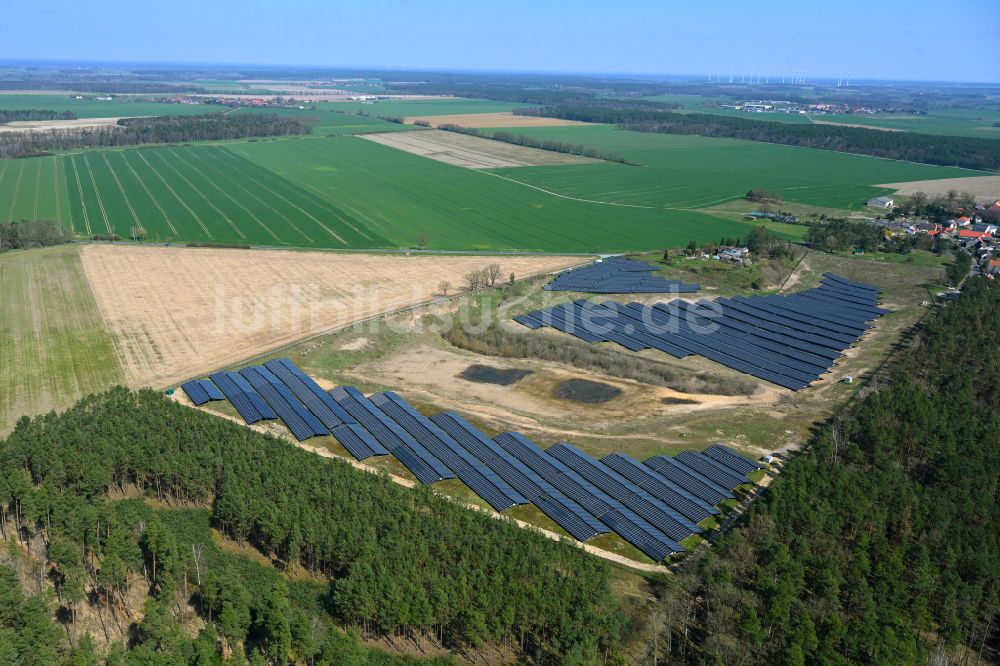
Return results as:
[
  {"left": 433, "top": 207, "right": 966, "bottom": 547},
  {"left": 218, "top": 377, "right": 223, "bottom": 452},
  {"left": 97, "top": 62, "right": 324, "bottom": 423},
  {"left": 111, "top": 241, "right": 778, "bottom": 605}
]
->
[{"left": 0, "top": 109, "right": 77, "bottom": 124}]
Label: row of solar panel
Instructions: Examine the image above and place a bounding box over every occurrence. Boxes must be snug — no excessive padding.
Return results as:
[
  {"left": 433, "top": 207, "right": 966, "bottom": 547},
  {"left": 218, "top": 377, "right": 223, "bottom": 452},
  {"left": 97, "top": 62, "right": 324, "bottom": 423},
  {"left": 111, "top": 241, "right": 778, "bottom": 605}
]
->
[
  {"left": 186, "top": 358, "right": 762, "bottom": 561},
  {"left": 519, "top": 274, "right": 886, "bottom": 390},
  {"left": 180, "top": 379, "right": 224, "bottom": 406},
  {"left": 545, "top": 257, "right": 700, "bottom": 294}
]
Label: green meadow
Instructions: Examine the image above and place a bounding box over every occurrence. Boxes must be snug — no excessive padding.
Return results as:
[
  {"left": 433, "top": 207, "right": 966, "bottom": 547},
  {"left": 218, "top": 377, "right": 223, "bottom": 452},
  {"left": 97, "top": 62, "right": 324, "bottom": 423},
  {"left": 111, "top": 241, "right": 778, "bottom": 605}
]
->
[{"left": 483, "top": 124, "right": 989, "bottom": 209}]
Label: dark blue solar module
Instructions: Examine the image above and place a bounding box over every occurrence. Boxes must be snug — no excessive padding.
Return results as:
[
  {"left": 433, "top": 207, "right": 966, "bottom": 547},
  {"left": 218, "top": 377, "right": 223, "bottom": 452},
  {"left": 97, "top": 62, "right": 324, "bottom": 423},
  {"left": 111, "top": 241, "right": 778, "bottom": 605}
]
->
[
  {"left": 675, "top": 451, "right": 748, "bottom": 489},
  {"left": 263, "top": 359, "right": 347, "bottom": 430},
  {"left": 704, "top": 444, "right": 763, "bottom": 476},
  {"left": 644, "top": 455, "right": 734, "bottom": 505},
  {"left": 601, "top": 453, "right": 719, "bottom": 522},
  {"left": 273, "top": 358, "right": 356, "bottom": 425},
  {"left": 369, "top": 392, "right": 524, "bottom": 512},
  {"left": 547, "top": 444, "right": 699, "bottom": 541},
  {"left": 493, "top": 432, "right": 609, "bottom": 540},
  {"left": 226, "top": 371, "right": 277, "bottom": 420},
  {"left": 329, "top": 386, "right": 453, "bottom": 484},
  {"left": 431, "top": 413, "right": 555, "bottom": 501},
  {"left": 197, "top": 379, "right": 224, "bottom": 401},
  {"left": 493, "top": 433, "right": 683, "bottom": 558},
  {"left": 517, "top": 275, "right": 887, "bottom": 390},
  {"left": 544, "top": 257, "right": 700, "bottom": 294},
  {"left": 181, "top": 380, "right": 210, "bottom": 406},
  {"left": 332, "top": 423, "right": 389, "bottom": 460},
  {"left": 239, "top": 366, "right": 324, "bottom": 441}
]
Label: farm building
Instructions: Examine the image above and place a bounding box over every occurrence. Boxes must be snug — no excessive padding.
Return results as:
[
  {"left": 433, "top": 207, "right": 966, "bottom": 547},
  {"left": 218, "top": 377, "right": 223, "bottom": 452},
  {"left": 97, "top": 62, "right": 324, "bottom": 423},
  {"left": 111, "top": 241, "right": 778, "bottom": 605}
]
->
[{"left": 867, "top": 196, "right": 894, "bottom": 209}]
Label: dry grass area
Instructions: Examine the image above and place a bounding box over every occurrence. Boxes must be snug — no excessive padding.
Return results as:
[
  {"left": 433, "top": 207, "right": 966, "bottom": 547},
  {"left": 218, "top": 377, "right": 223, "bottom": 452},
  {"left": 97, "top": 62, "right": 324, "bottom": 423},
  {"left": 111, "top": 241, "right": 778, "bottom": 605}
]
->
[
  {"left": 347, "top": 343, "right": 779, "bottom": 445},
  {"left": 0, "top": 117, "right": 127, "bottom": 134},
  {"left": 878, "top": 175, "right": 1000, "bottom": 199},
  {"left": 358, "top": 129, "right": 594, "bottom": 169},
  {"left": 403, "top": 111, "right": 591, "bottom": 128},
  {"left": 79, "top": 244, "right": 581, "bottom": 390},
  {"left": 810, "top": 119, "right": 903, "bottom": 131}
]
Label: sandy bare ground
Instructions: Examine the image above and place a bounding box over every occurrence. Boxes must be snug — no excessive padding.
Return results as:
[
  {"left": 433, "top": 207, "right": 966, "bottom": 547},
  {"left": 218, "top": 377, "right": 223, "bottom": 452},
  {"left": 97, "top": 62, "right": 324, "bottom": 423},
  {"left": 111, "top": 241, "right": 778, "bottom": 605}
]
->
[
  {"left": 0, "top": 117, "right": 128, "bottom": 134},
  {"left": 403, "top": 112, "right": 592, "bottom": 128},
  {"left": 358, "top": 129, "right": 594, "bottom": 169},
  {"left": 877, "top": 175, "right": 1000, "bottom": 199},
  {"left": 79, "top": 245, "right": 582, "bottom": 390},
  {"left": 348, "top": 343, "right": 782, "bottom": 442}
]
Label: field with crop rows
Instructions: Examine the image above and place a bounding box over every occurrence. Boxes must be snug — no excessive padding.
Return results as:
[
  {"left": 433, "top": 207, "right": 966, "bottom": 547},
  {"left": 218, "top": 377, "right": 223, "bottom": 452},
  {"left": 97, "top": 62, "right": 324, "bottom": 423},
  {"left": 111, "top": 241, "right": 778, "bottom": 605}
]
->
[
  {"left": 3, "top": 136, "right": 758, "bottom": 251},
  {"left": 0, "top": 245, "right": 123, "bottom": 435},
  {"left": 482, "top": 124, "right": 990, "bottom": 209}
]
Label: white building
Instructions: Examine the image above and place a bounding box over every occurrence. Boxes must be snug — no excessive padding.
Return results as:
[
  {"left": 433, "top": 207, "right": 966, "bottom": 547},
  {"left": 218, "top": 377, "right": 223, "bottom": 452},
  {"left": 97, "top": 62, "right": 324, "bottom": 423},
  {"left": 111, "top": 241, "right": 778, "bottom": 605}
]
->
[{"left": 867, "top": 196, "right": 894, "bottom": 209}]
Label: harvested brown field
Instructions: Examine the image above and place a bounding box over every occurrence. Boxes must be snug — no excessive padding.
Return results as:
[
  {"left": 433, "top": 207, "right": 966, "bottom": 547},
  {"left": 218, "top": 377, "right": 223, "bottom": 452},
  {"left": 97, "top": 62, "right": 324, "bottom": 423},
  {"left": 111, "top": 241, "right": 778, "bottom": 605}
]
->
[
  {"left": 358, "top": 129, "right": 595, "bottom": 168},
  {"left": 0, "top": 117, "right": 128, "bottom": 134},
  {"left": 403, "top": 112, "right": 592, "bottom": 128},
  {"left": 878, "top": 175, "right": 1000, "bottom": 200},
  {"left": 79, "top": 245, "right": 583, "bottom": 390}
]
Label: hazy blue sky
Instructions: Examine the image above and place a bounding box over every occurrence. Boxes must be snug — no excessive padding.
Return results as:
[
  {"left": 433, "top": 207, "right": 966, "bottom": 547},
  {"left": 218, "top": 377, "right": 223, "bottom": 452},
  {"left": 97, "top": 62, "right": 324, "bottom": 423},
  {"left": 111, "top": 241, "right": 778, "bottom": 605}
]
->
[{"left": 4, "top": 0, "right": 999, "bottom": 82}]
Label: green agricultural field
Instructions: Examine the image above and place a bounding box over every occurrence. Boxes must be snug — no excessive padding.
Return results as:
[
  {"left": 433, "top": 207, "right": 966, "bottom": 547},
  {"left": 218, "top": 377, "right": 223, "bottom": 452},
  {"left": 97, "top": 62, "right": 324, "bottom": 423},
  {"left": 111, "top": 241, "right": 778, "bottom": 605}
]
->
[
  {"left": 3, "top": 132, "right": 757, "bottom": 251},
  {"left": 59, "top": 143, "right": 389, "bottom": 246},
  {"left": 230, "top": 134, "right": 755, "bottom": 250},
  {"left": 482, "top": 124, "right": 990, "bottom": 210},
  {"left": 0, "top": 93, "right": 221, "bottom": 118},
  {"left": 0, "top": 245, "right": 123, "bottom": 435},
  {"left": 0, "top": 156, "right": 71, "bottom": 225}
]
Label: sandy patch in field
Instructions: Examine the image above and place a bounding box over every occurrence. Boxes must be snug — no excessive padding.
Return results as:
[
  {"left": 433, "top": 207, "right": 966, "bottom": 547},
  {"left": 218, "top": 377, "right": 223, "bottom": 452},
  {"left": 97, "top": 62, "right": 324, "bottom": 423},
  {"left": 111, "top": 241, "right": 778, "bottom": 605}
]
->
[
  {"left": 347, "top": 343, "right": 780, "bottom": 442},
  {"left": 358, "top": 129, "right": 594, "bottom": 169},
  {"left": 810, "top": 119, "right": 903, "bottom": 131},
  {"left": 403, "top": 112, "right": 592, "bottom": 128},
  {"left": 877, "top": 175, "right": 1000, "bottom": 199},
  {"left": 0, "top": 117, "right": 129, "bottom": 134},
  {"left": 79, "top": 245, "right": 583, "bottom": 389}
]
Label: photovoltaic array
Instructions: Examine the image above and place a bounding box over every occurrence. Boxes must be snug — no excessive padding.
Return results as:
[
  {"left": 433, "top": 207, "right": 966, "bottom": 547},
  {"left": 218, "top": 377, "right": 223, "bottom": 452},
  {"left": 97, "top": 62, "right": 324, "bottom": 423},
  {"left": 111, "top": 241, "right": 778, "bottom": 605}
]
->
[
  {"left": 545, "top": 257, "right": 700, "bottom": 293},
  {"left": 182, "top": 358, "right": 763, "bottom": 561},
  {"left": 517, "top": 273, "right": 887, "bottom": 390}
]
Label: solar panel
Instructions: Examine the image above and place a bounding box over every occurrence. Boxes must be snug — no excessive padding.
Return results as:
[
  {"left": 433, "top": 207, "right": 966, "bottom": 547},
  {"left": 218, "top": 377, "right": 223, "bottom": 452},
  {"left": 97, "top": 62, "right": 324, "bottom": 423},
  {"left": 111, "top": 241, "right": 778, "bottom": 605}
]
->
[
  {"left": 263, "top": 359, "right": 346, "bottom": 429},
  {"left": 369, "top": 392, "right": 524, "bottom": 511},
  {"left": 675, "top": 451, "right": 748, "bottom": 489},
  {"left": 198, "top": 379, "right": 225, "bottom": 401},
  {"left": 548, "top": 444, "right": 699, "bottom": 541},
  {"left": 332, "top": 423, "right": 389, "bottom": 459},
  {"left": 181, "top": 380, "right": 210, "bottom": 406},
  {"left": 329, "top": 386, "right": 453, "bottom": 484},
  {"left": 545, "top": 257, "right": 699, "bottom": 294},
  {"left": 644, "top": 455, "right": 734, "bottom": 505},
  {"left": 601, "top": 453, "right": 719, "bottom": 522},
  {"left": 239, "top": 366, "right": 320, "bottom": 441},
  {"left": 703, "top": 444, "right": 762, "bottom": 476},
  {"left": 227, "top": 371, "right": 277, "bottom": 420}
]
